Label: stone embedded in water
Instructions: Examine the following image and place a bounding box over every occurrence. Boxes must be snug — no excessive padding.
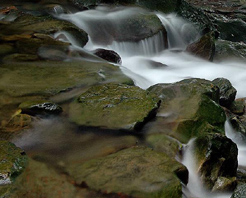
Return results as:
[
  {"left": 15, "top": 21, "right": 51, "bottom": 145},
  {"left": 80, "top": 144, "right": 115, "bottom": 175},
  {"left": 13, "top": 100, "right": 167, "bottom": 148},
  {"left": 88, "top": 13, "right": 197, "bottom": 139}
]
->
[
  {"left": 147, "top": 78, "right": 226, "bottom": 143},
  {"left": 212, "top": 177, "right": 237, "bottom": 192},
  {"left": 0, "top": 140, "right": 28, "bottom": 186},
  {"left": 193, "top": 133, "right": 238, "bottom": 191},
  {"left": 19, "top": 101, "right": 63, "bottom": 116},
  {"left": 186, "top": 32, "right": 215, "bottom": 61},
  {"left": 92, "top": 48, "right": 121, "bottom": 64},
  {"left": 69, "top": 83, "right": 160, "bottom": 131},
  {"left": 67, "top": 146, "right": 184, "bottom": 198},
  {"left": 212, "top": 78, "right": 237, "bottom": 108}
]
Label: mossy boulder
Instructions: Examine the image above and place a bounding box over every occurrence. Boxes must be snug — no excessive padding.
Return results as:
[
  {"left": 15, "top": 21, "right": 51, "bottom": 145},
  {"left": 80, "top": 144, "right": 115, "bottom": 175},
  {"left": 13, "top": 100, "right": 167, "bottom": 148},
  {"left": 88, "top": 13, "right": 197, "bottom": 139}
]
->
[
  {"left": 214, "top": 39, "right": 246, "bottom": 61},
  {"left": 69, "top": 83, "right": 160, "bottom": 131},
  {"left": 19, "top": 101, "right": 63, "bottom": 116},
  {"left": 0, "top": 141, "right": 28, "bottom": 186},
  {"left": 186, "top": 32, "right": 215, "bottom": 61},
  {"left": 67, "top": 146, "right": 184, "bottom": 198},
  {"left": 212, "top": 78, "right": 237, "bottom": 107},
  {"left": 193, "top": 133, "right": 238, "bottom": 191},
  {"left": 147, "top": 78, "right": 226, "bottom": 143},
  {"left": 0, "top": 61, "right": 133, "bottom": 122}
]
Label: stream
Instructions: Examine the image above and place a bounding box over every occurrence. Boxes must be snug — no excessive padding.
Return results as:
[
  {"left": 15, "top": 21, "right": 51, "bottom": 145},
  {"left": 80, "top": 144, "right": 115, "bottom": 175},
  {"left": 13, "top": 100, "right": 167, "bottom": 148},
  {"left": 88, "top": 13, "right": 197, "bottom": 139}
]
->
[{"left": 55, "top": 6, "right": 246, "bottom": 198}]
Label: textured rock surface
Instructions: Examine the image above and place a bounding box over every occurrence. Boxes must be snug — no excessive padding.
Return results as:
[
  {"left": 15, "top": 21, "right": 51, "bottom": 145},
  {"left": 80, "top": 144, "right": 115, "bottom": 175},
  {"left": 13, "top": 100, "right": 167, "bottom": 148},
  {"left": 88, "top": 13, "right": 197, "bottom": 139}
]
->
[
  {"left": 193, "top": 133, "right": 238, "bottom": 191},
  {"left": 147, "top": 78, "right": 226, "bottom": 143},
  {"left": 67, "top": 146, "right": 184, "bottom": 198},
  {"left": 69, "top": 83, "right": 159, "bottom": 130}
]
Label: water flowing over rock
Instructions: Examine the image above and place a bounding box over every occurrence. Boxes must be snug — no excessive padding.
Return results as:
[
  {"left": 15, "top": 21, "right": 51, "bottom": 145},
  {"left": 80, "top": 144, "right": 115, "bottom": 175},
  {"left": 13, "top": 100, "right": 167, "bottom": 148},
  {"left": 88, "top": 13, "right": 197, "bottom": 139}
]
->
[
  {"left": 192, "top": 133, "right": 238, "bottom": 191},
  {"left": 69, "top": 83, "right": 160, "bottom": 131},
  {"left": 67, "top": 146, "right": 184, "bottom": 198},
  {"left": 147, "top": 78, "right": 226, "bottom": 143},
  {"left": 59, "top": 7, "right": 168, "bottom": 48}
]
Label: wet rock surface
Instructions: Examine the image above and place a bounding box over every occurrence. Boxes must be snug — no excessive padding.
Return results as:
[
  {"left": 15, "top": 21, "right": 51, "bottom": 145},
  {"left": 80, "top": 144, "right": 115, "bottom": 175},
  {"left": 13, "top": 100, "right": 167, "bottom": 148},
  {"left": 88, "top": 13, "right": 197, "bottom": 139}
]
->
[
  {"left": 69, "top": 83, "right": 160, "bottom": 131},
  {"left": 93, "top": 48, "right": 121, "bottom": 64},
  {"left": 193, "top": 133, "right": 238, "bottom": 191},
  {"left": 147, "top": 78, "right": 226, "bottom": 143}
]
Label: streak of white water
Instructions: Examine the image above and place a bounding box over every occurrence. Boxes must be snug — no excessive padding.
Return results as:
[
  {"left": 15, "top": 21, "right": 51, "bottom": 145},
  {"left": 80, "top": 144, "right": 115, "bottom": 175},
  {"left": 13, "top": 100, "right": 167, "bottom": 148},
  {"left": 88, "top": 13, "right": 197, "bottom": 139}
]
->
[{"left": 57, "top": 7, "right": 246, "bottom": 198}]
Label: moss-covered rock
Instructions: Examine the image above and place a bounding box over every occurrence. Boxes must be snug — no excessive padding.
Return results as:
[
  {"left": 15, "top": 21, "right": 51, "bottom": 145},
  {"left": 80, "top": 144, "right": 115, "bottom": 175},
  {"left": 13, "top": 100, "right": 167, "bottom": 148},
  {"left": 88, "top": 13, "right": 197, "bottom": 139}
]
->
[
  {"left": 212, "top": 78, "right": 237, "bottom": 107},
  {"left": 0, "top": 61, "right": 133, "bottom": 122},
  {"left": 69, "top": 83, "right": 159, "bottom": 131},
  {"left": 229, "top": 99, "right": 245, "bottom": 116},
  {"left": 0, "top": 141, "right": 28, "bottom": 186},
  {"left": 67, "top": 146, "right": 184, "bottom": 198},
  {"left": 193, "top": 133, "right": 238, "bottom": 191},
  {"left": 147, "top": 78, "right": 226, "bottom": 143},
  {"left": 186, "top": 32, "right": 215, "bottom": 61}
]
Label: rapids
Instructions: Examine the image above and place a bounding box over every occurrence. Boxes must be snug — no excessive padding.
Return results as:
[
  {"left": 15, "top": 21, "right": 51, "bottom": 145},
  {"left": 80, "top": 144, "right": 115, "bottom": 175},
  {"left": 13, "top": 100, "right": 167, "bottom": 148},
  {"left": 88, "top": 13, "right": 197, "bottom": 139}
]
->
[{"left": 56, "top": 5, "right": 246, "bottom": 198}]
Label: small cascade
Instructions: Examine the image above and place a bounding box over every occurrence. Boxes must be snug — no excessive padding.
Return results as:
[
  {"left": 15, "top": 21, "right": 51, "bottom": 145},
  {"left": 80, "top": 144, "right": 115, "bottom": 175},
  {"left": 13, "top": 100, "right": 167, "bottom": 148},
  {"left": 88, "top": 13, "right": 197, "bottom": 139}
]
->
[
  {"left": 225, "top": 120, "right": 246, "bottom": 168},
  {"left": 157, "top": 13, "right": 200, "bottom": 49},
  {"left": 181, "top": 139, "right": 233, "bottom": 198}
]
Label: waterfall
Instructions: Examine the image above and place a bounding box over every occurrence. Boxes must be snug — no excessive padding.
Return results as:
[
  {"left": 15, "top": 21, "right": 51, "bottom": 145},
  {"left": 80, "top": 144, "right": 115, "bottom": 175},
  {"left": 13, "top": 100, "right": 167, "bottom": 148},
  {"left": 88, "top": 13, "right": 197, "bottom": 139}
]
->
[{"left": 55, "top": 7, "right": 246, "bottom": 197}]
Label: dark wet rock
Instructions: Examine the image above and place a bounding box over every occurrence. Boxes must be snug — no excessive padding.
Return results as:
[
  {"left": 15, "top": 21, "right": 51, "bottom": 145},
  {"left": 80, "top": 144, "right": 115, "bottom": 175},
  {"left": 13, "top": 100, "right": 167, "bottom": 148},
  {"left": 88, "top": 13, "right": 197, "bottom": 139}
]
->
[
  {"left": 212, "top": 177, "right": 237, "bottom": 192},
  {"left": 69, "top": 83, "right": 160, "bottom": 131},
  {"left": 214, "top": 39, "right": 246, "bottom": 61},
  {"left": 19, "top": 101, "right": 63, "bottom": 116},
  {"left": 0, "top": 141, "right": 28, "bottom": 186},
  {"left": 231, "top": 183, "right": 246, "bottom": 198},
  {"left": 186, "top": 32, "right": 215, "bottom": 61},
  {"left": 147, "top": 78, "right": 225, "bottom": 143},
  {"left": 0, "top": 61, "right": 133, "bottom": 122},
  {"left": 0, "top": 44, "right": 14, "bottom": 57},
  {"left": 229, "top": 99, "right": 245, "bottom": 116},
  {"left": 212, "top": 78, "right": 237, "bottom": 107},
  {"left": 146, "top": 60, "right": 168, "bottom": 68},
  {"left": 67, "top": 146, "right": 184, "bottom": 198},
  {"left": 93, "top": 48, "right": 121, "bottom": 64},
  {"left": 193, "top": 133, "right": 238, "bottom": 191}
]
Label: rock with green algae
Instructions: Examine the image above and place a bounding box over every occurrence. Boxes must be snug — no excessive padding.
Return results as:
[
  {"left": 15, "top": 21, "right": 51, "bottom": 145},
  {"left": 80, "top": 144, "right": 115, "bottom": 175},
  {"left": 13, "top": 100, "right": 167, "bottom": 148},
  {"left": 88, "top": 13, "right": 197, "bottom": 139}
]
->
[
  {"left": 0, "top": 140, "right": 28, "bottom": 192},
  {"left": 147, "top": 78, "right": 226, "bottom": 143},
  {"left": 0, "top": 60, "right": 133, "bottom": 123},
  {"left": 69, "top": 83, "right": 160, "bottom": 131},
  {"left": 19, "top": 101, "right": 62, "bottom": 116},
  {"left": 193, "top": 133, "right": 238, "bottom": 191},
  {"left": 67, "top": 146, "right": 184, "bottom": 198}
]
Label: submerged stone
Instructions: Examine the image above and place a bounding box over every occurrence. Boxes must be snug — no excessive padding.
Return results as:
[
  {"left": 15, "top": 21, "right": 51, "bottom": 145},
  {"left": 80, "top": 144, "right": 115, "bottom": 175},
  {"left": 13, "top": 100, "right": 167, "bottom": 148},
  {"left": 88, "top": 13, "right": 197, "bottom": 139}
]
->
[
  {"left": 193, "top": 133, "right": 238, "bottom": 191},
  {"left": 147, "top": 78, "right": 226, "bottom": 143},
  {"left": 67, "top": 146, "right": 184, "bottom": 198},
  {"left": 69, "top": 83, "right": 159, "bottom": 131},
  {"left": 19, "top": 101, "right": 63, "bottom": 116}
]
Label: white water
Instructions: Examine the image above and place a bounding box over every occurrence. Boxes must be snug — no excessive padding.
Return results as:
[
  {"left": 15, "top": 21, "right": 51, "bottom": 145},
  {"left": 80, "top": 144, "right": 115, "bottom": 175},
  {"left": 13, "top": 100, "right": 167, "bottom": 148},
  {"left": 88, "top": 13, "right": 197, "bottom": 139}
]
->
[{"left": 56, "top": 6, "right": 246, "bottom": 197}]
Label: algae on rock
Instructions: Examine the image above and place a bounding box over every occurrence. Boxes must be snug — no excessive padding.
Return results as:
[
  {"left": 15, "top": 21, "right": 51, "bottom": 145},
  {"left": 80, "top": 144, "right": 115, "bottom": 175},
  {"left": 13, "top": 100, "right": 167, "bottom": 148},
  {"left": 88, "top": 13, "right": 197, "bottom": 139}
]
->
[{"left": 69, "top": 83, "right": 159, "bottom": 130}]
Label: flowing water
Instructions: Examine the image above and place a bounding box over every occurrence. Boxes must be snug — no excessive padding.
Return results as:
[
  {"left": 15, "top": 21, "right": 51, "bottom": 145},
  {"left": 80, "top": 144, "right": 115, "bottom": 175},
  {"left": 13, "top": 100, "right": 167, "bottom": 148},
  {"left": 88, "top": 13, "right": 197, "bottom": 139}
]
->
[{"left": 56, "top": 6, "right": 246, "bottom": 197}]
